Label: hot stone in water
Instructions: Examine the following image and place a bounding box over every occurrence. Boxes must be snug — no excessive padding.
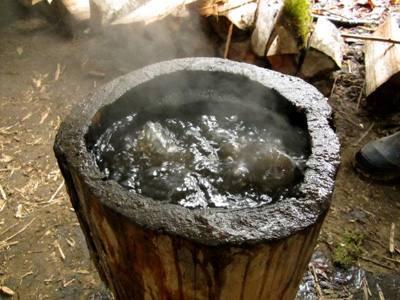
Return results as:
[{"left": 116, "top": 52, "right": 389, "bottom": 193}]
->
[{"left": 91, "top": 92, "right": 310, "bottom": 209}]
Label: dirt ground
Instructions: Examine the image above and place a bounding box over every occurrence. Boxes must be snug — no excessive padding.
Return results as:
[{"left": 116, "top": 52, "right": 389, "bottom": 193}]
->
[{"left": 0, "top": 1, "right": 399, "bottom": 299}]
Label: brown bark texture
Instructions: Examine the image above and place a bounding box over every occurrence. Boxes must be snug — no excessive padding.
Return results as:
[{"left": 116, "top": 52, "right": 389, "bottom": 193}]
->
[{"left": 57, "top": 156, "right": 325, "bottom": 300}]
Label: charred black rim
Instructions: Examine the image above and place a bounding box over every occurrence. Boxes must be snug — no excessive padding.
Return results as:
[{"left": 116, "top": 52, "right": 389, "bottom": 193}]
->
[{"left": 54, "top": 58, "right": 340, "bottom": 246}]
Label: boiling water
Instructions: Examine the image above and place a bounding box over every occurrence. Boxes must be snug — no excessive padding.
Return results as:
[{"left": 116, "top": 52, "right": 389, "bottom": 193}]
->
[{"left": 91, "top": 99, "right": 309, "bottom": 209}]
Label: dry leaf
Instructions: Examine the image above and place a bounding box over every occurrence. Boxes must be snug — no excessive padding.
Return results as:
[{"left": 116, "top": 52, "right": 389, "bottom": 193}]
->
[
  {"left": 358, "top": 0, "right": 376, "bottom": 9},
  {"left": 0, "top": 286, "right": 15, "bottom": 296}
]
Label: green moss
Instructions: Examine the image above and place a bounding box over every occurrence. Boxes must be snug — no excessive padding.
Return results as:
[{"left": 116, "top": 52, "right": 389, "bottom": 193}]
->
[
  {"left": 332, "top": 230, "right": 365, "bottom": 269},
  {"left": 282, "top": 0, "right": 312, "bottom": 48}
]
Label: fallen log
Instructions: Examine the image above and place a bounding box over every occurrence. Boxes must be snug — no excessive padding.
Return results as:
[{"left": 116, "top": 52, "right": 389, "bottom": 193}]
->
[{"left": 365, "top": 17, "right": 400, "bottom": 108}]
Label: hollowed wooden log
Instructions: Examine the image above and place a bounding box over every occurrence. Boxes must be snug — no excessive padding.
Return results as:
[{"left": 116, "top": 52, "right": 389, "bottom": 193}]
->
[{"left": 54, "top": 58, "right": 340, "bottom": 300}]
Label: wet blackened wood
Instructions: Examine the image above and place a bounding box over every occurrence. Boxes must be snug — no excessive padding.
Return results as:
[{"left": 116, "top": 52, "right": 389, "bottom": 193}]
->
[
  {"left": 57, "top": 157, "right": 325, "bottom": 300},
  {"left": 365, "top": 17, "right": 400, "bottom": 107}
]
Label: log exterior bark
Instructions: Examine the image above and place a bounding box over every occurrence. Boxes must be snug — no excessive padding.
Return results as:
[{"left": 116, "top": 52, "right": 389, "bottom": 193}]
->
[{"left": 58, "top": 158, "right": 326, "bottom": 300}]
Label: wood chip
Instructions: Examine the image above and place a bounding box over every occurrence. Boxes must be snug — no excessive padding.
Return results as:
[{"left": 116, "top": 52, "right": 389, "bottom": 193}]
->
[
  {"left": 54, "top": 240, "right": 66, "bottom": 261},
  {"left": 32, "top": 77, "right": 41, "bottom": 88},
  {"left": 66, "top": 237, "right": 76, "bottom": 247},
  {"left": 16, "top": 46, "right": 23, "bottom": 55},
  {"left": 39, "top": 108, "right": 51, "bottom": 125},
  {"left": 0, "top": 285, "right": 15, "bottom": 296},
  {"left": 0, "top": 185, "right": 7, "bottom": 200},
  {"left": 54, "top": 63, "right": 61, "bottom": 81},
  {"left": 48, "top": 181, "right": 64, "bottom": 203},
  {"left": 88, "top": 70, "right": 106, "bottom": 78},
  {"left": 0, "top": 199, "right": 5, "bottom": 212},
  {"left": 15, "top": 204, "right": 23, "bottom": 218},
  {"left": 0, "top": 154, "right": 13, "bottom": 163},
  {"left": 63, "top": 278, "right": 75, "bottom": 287},
  {"left": 389, "top": 223, "right": 395, "bottom": 253}
]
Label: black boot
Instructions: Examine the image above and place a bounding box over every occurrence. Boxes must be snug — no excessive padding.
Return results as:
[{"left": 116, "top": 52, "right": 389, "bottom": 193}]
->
[{"left": 353, "top": 131, "right": 400, "bottom": 180}]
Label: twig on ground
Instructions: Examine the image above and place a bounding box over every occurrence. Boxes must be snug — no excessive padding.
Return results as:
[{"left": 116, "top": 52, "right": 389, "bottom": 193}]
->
[
  {"left": 311, "top": 263, "right": 325, "bottom": 300},
  {"left": 63, "top": 278, "right": 75, "bottom": 288},
  {"left": 336, "top": 109, "right": 362, "bottom": 128},
  {"left": 3, "top": 218, "right": 35, "bottom": 243},
  {"left": 0, "top": 241, "right": 19, "bottom": 250},
  {"left": 0, "top": 222, "right": 19, "bottom": 236},
  {"left": 55, "top": 240, "right": 66, "bottom": 261},
  {"left": 48, "top": 181, "right": 64, "bottom": 203},
  {"left": 353, "top": 123, "right": 374, "bottom": 146},
  {"left": 376, "top": 283, "right": 385, "bottom": 300},
  {"left": 342, "top": 33, "right": 400, "bottom": 44},
  {"left": 361, "top": 256, "right": 395, "bottom": 271},
  {"left": 224, "top": 22, "right": 234, "bottom": 59},
  {"left": 20, "top": 271, "right": 34, "bottom": 284},
  {"left": 313, "top": 14, "right": 379, "bottom": 27},
  {"left": 330, "top": 76, "right": 338, "bottom": 95},
  {"left": 355, "top": 81, "right": 365, "bottom": 111},
  {"left": 360, "top": 277, "right": 371, "bottom": 300}
]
